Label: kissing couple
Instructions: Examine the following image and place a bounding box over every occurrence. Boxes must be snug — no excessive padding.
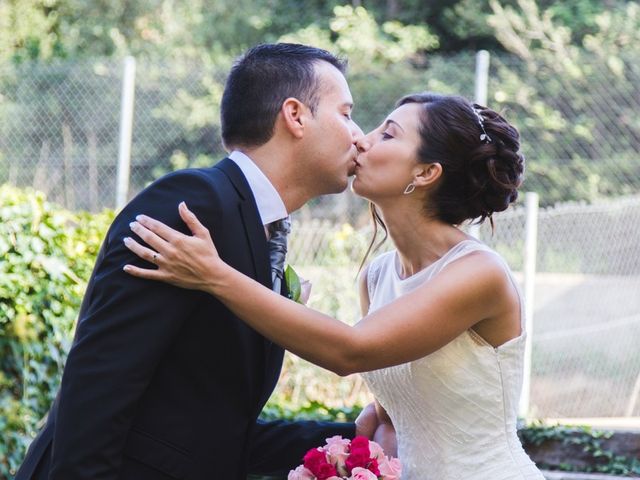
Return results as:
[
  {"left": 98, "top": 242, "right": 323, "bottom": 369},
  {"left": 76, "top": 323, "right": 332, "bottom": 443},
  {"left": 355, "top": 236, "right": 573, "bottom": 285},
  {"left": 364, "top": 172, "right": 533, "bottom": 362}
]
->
[{"left": 17, "top": 43, "right": 543, "bottom": 480}]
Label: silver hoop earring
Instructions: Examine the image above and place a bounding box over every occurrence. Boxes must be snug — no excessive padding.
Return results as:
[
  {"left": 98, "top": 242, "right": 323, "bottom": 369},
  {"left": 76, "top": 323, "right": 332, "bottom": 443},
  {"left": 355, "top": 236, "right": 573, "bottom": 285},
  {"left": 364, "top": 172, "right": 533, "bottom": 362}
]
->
[{"left": 403, "top": 183, "right": 415, "bottom": 195}]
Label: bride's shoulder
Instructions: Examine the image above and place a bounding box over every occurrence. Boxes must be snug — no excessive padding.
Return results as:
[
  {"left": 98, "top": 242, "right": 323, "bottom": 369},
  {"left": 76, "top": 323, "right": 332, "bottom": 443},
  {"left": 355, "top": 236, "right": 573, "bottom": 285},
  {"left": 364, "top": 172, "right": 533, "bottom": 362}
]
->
[
  {"left": 368, "top": 249, "right": 396, "bottom": 275},
  {"left": 360, "top": 250, "right": 396, "bottom": 294}
]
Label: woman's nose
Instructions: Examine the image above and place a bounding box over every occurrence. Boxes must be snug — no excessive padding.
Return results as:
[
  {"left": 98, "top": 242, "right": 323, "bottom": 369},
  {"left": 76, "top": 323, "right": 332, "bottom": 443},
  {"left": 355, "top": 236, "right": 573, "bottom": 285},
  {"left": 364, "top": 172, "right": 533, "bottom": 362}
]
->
[{"left": 356, "top": 136, "right": 371, "bottom": 153}]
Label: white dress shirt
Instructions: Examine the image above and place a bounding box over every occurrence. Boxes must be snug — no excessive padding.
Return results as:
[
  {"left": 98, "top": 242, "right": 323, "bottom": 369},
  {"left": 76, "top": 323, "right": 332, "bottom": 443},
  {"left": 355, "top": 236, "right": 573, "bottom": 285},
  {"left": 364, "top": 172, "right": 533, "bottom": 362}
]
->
[{"left": 228, "top": 150, "right": 288, "bottom": 226}]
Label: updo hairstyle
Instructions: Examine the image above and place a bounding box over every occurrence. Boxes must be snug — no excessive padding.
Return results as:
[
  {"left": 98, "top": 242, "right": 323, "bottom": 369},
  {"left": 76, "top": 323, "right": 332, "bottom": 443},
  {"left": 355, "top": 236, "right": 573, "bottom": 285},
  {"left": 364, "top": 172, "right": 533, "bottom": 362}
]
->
[
  {"left": 398, "top": 92, "right": 525, "bottom": 224},
  {"left": 361, "top": 93, "right": 525, "bottom": 271}
]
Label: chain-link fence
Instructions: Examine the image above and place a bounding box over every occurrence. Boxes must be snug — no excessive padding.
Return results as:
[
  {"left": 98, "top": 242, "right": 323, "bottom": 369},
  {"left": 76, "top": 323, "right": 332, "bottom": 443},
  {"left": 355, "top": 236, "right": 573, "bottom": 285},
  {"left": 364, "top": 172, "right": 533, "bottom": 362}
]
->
[
  {"left": 478, "top": 195, "right": 640, "bottom": 418},
  {"left": 1, "top": 52, "right": 639, "bottom": 420}
]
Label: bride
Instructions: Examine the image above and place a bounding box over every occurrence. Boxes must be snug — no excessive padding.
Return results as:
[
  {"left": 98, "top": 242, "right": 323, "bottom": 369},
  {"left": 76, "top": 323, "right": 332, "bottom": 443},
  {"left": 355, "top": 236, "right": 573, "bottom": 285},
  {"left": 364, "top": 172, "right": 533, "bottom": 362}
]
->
[{"left": 124, "top": 92, "right": 544, "bottom": 479}]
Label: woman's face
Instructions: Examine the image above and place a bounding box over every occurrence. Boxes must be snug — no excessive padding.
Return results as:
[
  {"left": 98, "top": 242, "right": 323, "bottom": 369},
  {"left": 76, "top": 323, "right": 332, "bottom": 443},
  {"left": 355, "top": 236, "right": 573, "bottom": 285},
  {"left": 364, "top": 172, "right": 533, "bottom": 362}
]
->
[{"left": 351, "top": 102, "right": 424, "bottom": 202}]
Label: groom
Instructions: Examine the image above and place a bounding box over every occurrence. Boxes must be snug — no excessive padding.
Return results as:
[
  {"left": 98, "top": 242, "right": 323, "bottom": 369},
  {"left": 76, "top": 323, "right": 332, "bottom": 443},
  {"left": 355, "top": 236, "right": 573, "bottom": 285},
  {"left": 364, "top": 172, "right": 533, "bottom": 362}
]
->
[{"left": 16, "top": 43, "right": 376, "bottom": 480}]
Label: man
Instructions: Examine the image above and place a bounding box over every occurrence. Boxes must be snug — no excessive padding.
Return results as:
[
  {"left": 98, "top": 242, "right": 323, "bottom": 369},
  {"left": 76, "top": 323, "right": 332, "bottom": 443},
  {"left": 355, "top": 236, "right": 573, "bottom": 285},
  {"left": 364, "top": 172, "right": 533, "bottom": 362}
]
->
[{"left": 16, "top": 43, "right": 377, "bottom": 480}]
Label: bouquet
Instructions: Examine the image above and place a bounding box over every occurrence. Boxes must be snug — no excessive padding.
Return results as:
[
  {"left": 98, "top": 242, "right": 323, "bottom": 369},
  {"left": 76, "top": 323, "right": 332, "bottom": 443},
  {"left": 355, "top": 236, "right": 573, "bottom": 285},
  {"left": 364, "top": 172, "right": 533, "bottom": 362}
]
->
[{"left": 288, "top": 435, "right": 402, "bottom": 480}]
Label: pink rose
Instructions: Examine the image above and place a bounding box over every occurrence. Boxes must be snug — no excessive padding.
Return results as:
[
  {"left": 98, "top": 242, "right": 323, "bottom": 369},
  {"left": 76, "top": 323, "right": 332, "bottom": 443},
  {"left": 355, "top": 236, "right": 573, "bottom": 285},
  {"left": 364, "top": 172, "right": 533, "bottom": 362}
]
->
[
  {"left": 299, "top": 278, "right": 312, "bottom": 305},
  {"left": 288, "top": 465, "right": 315, "bottom": 480},
  {"left": 379, "top": 456, "right": 402, "bottom": 480},
  {"left": 325, "top": 435, "right": 350, "bottom": 466},
  {"left": 368, "top": 440, "right": 385, "bottom": 460},
  {"left": 349, "top": 467, "right": 378, "bottom": 480}
]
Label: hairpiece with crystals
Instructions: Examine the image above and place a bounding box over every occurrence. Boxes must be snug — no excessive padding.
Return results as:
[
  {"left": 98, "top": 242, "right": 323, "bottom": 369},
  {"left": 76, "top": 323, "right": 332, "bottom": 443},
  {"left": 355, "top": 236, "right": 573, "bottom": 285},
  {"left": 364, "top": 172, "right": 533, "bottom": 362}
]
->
[{"left": 472, "top": 106, "right": 492, "bottom": 144}]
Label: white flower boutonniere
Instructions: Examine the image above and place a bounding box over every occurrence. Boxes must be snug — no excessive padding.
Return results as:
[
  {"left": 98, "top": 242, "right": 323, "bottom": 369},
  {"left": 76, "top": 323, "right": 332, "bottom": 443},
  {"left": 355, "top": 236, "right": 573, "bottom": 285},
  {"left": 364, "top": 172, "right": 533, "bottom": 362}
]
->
[{"left": 284, "top": 265, "right": 312, "bottom": 305}]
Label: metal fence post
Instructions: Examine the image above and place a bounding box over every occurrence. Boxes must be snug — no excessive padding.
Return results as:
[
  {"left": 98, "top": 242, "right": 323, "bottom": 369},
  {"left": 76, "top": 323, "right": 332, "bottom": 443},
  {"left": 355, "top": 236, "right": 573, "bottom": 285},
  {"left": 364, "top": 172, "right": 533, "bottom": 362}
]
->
[
  {"left": 520, "top": 191, "right": 539, "bottom": 418},
  {"left": 470, "top": 50, "right": 490, "bottom": 239},
  {"left": 116, "top": 56, "right": 136, "bottom": 210}
]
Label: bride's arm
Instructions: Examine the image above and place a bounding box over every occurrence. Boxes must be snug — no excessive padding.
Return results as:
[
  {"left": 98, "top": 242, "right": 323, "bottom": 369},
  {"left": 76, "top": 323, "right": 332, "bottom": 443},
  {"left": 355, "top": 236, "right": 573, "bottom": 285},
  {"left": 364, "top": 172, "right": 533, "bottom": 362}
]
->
[
  {"left": 358, "top": 271, "right": 397, "bottom": 456},
  {"left": 124, "top": 203, "right": 515, "bottom": 375}
]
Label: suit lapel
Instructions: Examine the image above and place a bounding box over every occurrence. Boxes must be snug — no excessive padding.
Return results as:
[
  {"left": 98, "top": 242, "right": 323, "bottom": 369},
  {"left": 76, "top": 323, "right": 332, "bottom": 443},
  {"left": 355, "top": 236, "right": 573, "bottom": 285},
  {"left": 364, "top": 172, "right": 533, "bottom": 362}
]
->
[
  {"left": 216, "top": 158, "right": 271, "bottom": 289},
  {"left": 216, "top": 158, "right": 280, "bottom": 395}
]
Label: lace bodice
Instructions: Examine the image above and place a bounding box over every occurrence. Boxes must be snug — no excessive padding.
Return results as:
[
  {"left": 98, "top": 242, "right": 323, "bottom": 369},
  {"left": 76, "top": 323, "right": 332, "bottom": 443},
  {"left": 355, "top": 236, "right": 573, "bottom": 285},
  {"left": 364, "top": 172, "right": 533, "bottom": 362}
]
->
[{"left": 362, "top": 240, "right": 544, "bottom": 480}]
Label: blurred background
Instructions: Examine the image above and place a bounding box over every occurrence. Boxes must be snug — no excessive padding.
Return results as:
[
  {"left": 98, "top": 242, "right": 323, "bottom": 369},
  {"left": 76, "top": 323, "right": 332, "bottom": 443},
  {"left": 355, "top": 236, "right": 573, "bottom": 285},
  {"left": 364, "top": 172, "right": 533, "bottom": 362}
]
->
[{"left": 1, "top": 0, "right": 640, "bottom": 477}]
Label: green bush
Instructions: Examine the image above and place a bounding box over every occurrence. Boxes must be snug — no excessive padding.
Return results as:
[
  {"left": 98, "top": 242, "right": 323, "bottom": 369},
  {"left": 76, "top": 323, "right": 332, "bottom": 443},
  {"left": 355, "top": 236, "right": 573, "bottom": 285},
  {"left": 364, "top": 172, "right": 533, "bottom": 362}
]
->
[{"left": 0, "top": 184, "right": 113, "bottom": 478}]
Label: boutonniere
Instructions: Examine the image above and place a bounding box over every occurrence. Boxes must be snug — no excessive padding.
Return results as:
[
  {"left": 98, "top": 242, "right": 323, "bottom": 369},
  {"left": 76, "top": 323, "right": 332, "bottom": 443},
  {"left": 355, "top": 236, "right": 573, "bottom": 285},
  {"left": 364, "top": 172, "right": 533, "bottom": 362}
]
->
[{"left": 284, "top": 265, "right": 312, "bottom": 305}]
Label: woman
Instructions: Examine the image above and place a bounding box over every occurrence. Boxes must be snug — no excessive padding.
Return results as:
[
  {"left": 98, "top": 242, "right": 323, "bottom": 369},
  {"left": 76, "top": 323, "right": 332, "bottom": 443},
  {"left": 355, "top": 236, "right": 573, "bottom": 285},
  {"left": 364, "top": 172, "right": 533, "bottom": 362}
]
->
[{"left": 123, "top": 93, "right": 544, "bottom": 479}]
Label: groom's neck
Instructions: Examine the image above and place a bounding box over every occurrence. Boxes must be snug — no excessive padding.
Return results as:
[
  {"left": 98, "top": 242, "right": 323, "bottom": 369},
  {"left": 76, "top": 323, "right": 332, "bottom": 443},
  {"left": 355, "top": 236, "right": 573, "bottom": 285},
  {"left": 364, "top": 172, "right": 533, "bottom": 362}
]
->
[{"left": 233, "top": 145, "right": 311, "bottom": 215}]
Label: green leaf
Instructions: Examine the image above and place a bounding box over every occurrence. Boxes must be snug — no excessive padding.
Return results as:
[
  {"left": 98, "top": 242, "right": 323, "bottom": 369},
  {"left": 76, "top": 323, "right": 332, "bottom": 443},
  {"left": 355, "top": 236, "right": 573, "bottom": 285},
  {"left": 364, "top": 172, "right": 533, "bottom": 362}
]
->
[{"left": 284, "top": 265, "right": 301, "bottom": 303}]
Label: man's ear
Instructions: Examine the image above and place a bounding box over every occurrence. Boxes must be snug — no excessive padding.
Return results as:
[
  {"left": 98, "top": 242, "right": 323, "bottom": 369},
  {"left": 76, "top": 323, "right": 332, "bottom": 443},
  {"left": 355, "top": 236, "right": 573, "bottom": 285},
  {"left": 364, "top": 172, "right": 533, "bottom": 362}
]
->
[
  {"left": 280, "top": 97, "right": 307, "bottom": 139},
  {"left": 413, "top": 162, "right": 443, "bottom": 188}
]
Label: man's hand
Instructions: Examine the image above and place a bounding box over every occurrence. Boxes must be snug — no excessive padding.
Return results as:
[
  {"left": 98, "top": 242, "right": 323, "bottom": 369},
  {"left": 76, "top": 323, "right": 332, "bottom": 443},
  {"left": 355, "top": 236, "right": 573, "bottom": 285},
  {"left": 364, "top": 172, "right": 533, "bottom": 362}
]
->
[
  {"left": 354, "top": 402, "right": 379, "bottom": 439},
  {"left": 373, "top": 422, "right": 397, "bottom": 458}
]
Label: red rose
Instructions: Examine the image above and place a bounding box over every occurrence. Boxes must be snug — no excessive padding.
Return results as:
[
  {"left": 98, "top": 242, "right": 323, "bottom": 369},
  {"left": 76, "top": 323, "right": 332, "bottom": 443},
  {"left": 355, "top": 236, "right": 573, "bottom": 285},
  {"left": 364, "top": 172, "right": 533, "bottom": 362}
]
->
[
  {"left": 345, "top": 436, "right": 372, "bottom": 473},
  {"left": 316, "top": 462, "right": 338, "bottom": 480},
  {"left": 367, "top": 457, "right": 381, "bottom": 476},
  {"left": 303, "top": 448, "right": 327, "bottom": 473},
  {"left": 346, "top": 450, "right": 369, "bottom": 472},
  {"left": 350, "top": 436, "right": 371, "bottom": 454},
  {"left": 303, "top": 447, "right": 337, "bottom": 480}
]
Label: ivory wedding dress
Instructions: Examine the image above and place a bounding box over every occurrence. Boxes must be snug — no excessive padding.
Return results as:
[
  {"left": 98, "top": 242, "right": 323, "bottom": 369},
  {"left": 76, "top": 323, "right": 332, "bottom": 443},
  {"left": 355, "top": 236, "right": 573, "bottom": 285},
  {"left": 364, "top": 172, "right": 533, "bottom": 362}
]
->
[{"left": 362, "top": 240, "right": 544, "bottom": 480}]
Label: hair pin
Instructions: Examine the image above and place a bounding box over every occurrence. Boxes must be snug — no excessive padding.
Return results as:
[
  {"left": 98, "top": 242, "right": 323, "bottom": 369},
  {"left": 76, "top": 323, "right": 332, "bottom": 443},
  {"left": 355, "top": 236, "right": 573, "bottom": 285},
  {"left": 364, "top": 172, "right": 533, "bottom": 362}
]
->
[{"left": 473, "top": 107, "right": 492, "bottom": 144}]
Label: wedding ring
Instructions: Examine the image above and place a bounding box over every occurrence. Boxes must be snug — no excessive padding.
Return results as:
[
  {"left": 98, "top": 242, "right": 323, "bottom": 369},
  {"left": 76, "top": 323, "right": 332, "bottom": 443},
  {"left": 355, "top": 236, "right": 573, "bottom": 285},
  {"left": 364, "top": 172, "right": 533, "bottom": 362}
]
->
[{"left": 152, "top": 253, "right": 158, "bottom": 262}]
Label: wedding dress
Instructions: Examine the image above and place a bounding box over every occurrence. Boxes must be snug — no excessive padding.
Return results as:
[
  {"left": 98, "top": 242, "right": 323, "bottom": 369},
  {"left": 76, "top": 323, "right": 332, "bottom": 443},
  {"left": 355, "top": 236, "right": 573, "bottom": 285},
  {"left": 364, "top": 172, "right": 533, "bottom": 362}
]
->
[{"left": 362, "top": 240, "right": 544, "bottom": 480}]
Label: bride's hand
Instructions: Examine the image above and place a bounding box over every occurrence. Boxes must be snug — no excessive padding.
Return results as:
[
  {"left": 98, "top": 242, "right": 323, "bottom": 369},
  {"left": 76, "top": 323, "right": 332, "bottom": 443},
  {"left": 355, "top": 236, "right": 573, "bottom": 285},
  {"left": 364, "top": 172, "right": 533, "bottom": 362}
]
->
[{"left": 123, "top": 202, "right": 226, "bottom": 292}]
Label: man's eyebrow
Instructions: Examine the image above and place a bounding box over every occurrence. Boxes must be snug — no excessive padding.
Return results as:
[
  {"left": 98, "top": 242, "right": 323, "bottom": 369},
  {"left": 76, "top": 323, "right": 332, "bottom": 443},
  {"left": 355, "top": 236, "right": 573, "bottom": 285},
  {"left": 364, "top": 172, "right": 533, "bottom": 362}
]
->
[{"left": 384, "top": 119, "right": 404, "bottom": 132}]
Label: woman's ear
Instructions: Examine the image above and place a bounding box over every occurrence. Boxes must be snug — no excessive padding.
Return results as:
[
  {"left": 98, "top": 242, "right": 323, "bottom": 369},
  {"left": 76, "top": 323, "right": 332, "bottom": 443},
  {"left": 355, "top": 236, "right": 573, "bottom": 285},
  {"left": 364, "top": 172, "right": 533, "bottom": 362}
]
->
[
  {"left": 413, "top": 162, "right": 443, "bottom": 188},
  {"left": 280, "top": 97, "right": 307, "bottom": 139}
]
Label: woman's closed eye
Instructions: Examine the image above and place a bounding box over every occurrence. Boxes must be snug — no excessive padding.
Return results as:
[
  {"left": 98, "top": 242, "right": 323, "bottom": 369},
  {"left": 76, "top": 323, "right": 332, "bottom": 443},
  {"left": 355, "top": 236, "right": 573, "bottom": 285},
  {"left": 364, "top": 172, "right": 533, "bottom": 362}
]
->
[{"left": 381, "top": 131, "right": 394, "bottom": 140}]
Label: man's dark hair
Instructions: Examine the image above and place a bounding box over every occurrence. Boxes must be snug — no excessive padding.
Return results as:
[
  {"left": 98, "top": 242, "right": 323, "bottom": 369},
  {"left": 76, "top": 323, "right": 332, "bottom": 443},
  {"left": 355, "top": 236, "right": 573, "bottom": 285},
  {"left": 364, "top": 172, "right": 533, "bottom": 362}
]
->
[{"left": 221, "top": 43, "right": 347, "bottom": 148}]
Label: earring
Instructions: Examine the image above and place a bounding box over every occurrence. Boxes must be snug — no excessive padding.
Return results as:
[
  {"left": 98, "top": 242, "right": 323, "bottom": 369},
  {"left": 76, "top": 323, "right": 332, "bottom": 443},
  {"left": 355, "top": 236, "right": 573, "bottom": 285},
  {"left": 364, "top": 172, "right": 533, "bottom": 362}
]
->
[{"left": 403, "top": 183, "right": 415, "bottom": 195}]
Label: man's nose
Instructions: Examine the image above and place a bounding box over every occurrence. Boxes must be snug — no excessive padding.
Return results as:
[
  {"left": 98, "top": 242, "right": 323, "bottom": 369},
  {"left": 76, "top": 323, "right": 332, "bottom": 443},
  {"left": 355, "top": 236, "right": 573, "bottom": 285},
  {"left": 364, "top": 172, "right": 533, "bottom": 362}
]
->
[{"left": 351, "top": 121, "right": 364, "bottom": 142}]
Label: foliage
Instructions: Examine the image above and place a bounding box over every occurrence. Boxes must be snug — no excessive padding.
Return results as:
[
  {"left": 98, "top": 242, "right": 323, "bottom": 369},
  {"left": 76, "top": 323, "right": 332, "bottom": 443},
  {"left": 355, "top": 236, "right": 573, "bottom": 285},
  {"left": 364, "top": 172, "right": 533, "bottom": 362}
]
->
[
  {"left": 3, "top": 2, "right": 640, "bottom": 208},
  {"left": 486, "top": 0, "right": 640, "bottom": 205},
  {"left": 0, "top": 185, "right": 113, "bottom": 478},
  {"left": 519, "top": 421, "right": 640, "bottom": 476}
]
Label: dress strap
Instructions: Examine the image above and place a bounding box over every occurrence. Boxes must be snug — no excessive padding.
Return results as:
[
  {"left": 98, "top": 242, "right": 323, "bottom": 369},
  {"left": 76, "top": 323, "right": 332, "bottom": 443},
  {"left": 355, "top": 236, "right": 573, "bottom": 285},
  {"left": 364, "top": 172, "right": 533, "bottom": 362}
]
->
[{"left": 366, "top": 255, "right": 384, "bottom": 300}]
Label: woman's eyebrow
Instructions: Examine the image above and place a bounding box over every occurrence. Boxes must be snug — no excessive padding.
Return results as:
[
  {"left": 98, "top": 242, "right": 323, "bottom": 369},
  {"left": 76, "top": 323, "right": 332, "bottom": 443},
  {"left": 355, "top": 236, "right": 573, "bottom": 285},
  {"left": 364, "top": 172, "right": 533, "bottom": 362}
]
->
[{"left": 384, "top": 119, "right": 404, "bottom": 132}]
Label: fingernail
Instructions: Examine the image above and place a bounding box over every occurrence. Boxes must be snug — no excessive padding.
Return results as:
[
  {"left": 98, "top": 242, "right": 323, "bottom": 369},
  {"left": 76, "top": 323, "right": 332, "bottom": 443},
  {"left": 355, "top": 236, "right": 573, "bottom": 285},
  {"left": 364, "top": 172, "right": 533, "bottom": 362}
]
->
[
  {"left": 123, "top": 237, "right": 131, "bottom": 244},
  {"left": 129, "top": 222, "right": 137, "bottom": 229},
  {"left": 135, "top": 214, "right": 143, "bottom": 221},
  {"left": 123, "top": 265, "right": 131, "bottom": 271}
]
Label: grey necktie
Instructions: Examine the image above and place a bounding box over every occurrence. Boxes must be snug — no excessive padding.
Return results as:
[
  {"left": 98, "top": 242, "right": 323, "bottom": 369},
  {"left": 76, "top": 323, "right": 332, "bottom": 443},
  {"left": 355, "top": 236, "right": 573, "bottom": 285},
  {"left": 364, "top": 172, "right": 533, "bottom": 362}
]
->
[{"left": 267, "top": 216, "right": 291, "bottom": 293}]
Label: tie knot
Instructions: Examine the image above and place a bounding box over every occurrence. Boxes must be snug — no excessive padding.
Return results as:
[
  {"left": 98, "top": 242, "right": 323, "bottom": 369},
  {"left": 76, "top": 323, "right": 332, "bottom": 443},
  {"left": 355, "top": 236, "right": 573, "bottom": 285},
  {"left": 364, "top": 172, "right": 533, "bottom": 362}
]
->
[
  {"left": 268, "top": 216, "right": 291, "bottom": 237},
  {"left": 267, "top": 216, "right": 290, "bottom": 293}
]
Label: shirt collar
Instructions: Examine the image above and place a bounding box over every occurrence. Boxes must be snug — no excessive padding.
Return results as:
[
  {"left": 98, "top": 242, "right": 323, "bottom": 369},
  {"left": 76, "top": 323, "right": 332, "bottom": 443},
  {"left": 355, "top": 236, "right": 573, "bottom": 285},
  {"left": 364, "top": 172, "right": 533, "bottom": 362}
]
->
[{"left": 228, "top": 150, "right": 288, "bottom": 226}]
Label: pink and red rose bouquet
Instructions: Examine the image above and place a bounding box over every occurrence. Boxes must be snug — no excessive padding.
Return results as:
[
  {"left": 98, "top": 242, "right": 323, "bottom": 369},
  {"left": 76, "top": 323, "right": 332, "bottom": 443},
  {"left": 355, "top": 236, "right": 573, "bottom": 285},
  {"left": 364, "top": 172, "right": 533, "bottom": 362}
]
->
[{"left": 288, "top": 435, "right": 402, "bottom": 480}]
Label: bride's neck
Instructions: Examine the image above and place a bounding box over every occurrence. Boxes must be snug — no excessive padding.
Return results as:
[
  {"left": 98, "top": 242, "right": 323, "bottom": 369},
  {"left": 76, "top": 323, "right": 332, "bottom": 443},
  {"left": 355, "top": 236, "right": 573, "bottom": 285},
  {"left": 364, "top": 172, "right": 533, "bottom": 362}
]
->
[{"left": 380, "top": 207, "right": 468, "bottom": 278}]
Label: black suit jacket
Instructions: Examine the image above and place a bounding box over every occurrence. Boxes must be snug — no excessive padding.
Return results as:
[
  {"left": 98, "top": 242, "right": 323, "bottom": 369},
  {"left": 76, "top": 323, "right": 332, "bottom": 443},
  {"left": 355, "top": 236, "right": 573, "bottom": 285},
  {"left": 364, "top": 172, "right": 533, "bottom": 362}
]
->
[{"left": 15, "top": 158, "right": 355, "bottom": 480}]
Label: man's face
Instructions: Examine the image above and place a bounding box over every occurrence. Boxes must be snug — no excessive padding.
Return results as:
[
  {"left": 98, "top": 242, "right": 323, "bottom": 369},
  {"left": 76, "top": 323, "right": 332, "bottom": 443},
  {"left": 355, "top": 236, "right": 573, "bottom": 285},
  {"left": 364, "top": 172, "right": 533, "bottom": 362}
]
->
[{"left": 302, "top": 62, "right": 363, "bottom": 194}]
